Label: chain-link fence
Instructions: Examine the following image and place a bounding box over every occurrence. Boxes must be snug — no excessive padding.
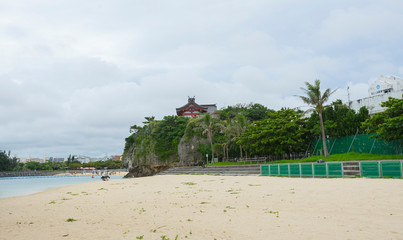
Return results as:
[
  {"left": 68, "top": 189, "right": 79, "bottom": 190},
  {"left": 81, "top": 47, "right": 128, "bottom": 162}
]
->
[{"left": 312, "top": 134, "right": 402, "bottom": 155}]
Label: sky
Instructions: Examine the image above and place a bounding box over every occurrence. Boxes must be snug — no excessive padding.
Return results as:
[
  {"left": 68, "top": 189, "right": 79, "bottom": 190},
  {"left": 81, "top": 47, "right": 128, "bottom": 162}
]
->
[{"left": 1, "top": 0, "right": 403, "bottom": 159}]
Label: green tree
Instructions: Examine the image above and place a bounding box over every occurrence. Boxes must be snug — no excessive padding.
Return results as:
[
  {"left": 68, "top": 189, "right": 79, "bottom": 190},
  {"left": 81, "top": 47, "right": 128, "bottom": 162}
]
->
[
  {"left": 0, "top": 150, "right": 20, "bottom": 171},
  {"left": 299, "top": 79, "right": 336, "bottom": 157},
  {"left": 200, "top": 113, "right": 215, "bottom": 163},
  {"left": 25, "top": 161, "right": 41, "bottom": 171},
  {"left": 306, "top": 100, "right": 369, "bottom": 138},
  {"left": 362, "top": 97, "right": 403, "bottom": 141},
  {"left": 152, "top": 115, "right": 189, "bottom": 161},
  {"left": 243, "top": 103, "right": 271, "bottom": 122},
  {"left": 233, "top": 114, "right": 247, "bottom": 159},
  {"left": 237, "top": 109, "right": 308, "bottom": 156}
]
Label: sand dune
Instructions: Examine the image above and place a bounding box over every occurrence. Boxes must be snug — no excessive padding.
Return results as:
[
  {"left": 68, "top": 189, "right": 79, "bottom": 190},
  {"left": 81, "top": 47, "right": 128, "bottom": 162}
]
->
[{"left": 1, "top": 175, "right": 402, "bottom": 240}]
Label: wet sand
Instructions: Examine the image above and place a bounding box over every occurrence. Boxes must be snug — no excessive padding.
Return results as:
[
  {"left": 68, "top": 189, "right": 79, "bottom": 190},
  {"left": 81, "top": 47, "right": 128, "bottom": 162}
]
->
[{"left": 1, "top": 175, "right": 402, "bottom": 240}]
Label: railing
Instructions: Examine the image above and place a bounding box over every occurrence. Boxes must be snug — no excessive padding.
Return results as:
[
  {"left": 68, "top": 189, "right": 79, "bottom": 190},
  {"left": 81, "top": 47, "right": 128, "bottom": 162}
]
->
[{"left": 260, "top": 160, "right": 403, "bottom": 178}]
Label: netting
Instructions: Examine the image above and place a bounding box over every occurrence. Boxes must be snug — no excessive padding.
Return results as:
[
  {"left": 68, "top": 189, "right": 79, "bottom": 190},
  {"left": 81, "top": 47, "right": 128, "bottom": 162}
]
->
[{"left": 312, "top": 134, "right": 402, "bottom": 155}]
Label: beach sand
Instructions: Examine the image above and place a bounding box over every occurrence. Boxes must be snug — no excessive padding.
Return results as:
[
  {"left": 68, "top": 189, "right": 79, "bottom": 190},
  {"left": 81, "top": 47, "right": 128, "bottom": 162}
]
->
[{"left": 1, "top": 175, "right": 402, "bottom": 240}]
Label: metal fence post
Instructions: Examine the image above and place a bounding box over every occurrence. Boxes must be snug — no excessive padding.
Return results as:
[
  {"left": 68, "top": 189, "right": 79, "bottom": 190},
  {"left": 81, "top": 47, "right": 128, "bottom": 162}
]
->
[{"left": 347, "top": 129, "right": 359, "bottom": 153}]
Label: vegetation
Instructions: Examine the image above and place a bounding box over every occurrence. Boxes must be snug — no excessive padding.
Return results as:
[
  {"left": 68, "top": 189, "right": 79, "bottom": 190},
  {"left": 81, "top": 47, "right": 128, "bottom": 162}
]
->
[
  {"left": 0, "top": 150, "right": 20, "bottom": 171},
  {"left": 0, "top": 151, "right": 123, "bottom": 171},
  {"left": 299, "top": 79, "right": 337, "bottom": 157},
  {"left": 237, "top": 109, "right": 308, "bottom": 156},
  {"left": 363, "top": 97, "right": 403, "bottom": 141},
  {"left": 122, "top": 87, "right": 401, "bottom": 165},
  {"left": 207, "top": 152, "right": 403, "bottom": 166}
]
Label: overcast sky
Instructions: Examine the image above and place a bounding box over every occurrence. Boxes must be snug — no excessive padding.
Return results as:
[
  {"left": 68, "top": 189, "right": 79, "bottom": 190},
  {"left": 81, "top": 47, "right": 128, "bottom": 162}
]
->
[{"left": 1, "top": 0, "right": 403, "bottom": 158}]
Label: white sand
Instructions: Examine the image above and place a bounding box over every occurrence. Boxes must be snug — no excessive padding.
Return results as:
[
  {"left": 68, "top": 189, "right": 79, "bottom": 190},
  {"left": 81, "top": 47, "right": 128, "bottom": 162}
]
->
[{"left": 1, "top": 175, "right": 402, "bottom": 240}]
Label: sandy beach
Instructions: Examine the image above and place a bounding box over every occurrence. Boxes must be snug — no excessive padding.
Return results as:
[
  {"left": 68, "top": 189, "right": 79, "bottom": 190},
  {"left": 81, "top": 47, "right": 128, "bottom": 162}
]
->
[{"left": 1, "top": 175, "right": 402, "bottom": 240}]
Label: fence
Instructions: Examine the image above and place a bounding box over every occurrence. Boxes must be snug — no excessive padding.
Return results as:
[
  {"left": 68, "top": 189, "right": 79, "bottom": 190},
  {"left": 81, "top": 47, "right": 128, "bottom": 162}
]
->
[
  {"left": 312, "top": 134, "right": 402, "bottom": 155},
  {"left": 260, "top": 160, "right": 403, "bottom": 178}
]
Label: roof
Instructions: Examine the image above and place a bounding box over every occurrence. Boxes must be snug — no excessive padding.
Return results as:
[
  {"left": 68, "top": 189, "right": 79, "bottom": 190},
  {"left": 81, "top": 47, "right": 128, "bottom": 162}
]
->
[{"left": 176, "top": 97, "right": 208, "bottom": 111}]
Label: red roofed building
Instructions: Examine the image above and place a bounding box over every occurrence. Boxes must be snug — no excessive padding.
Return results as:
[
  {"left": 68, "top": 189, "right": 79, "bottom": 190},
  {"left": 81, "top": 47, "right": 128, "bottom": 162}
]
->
[{"left": 176, "top": 97, "right": 217, "bottom": 117}]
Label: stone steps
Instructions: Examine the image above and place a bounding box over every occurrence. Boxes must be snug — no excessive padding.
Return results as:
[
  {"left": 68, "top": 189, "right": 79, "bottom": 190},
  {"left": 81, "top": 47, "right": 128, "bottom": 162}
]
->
[{"left": 342, "top": 161, "right": 360, "bottom": 176}]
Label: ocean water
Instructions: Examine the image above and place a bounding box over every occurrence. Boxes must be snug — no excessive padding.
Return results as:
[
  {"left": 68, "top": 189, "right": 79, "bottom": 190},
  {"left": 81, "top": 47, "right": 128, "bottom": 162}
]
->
[{"left": 0, "top": 175, "right": 124, "bottom": 198}]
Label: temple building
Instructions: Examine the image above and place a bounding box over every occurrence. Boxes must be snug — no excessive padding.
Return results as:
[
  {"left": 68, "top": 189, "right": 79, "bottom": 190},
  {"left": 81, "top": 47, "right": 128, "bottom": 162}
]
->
[
  {"left": 176, "top": 97, "right": 217, "bottom": 117},
  {"left": 349, "top": 75, "right": 403, "bottom": 115}
]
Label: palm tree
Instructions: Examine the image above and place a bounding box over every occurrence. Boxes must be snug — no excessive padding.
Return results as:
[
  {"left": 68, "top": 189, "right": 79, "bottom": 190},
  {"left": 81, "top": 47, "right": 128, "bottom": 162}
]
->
[
  {"left": 299, "top": 79, "right": 336, "bottom": 157},
  {"left": 233, "top": 114, "right": 247, "bottom": 160},
  {"left": 201, "top": 113, "right": 215, "bottom": 163}
]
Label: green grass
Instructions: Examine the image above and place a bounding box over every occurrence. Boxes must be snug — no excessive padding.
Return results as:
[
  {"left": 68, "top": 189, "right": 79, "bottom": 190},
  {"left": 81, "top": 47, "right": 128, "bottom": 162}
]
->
[
  {"left": 66, "top": 218, "right": 77, "bottom": 222},
  {"left": 207, "top": 152, "right": 403, "bottom": 166}
]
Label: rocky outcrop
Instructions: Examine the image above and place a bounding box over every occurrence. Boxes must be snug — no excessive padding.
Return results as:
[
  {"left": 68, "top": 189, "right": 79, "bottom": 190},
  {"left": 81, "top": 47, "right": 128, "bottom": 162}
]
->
[
  {"left": 122, "top": 134, "right": 208, "bottom": 177},
  {"left": 124, "top": 164, "right": 172, "bottom": 178},
  {"left": 177, "top": 136, "right": 208, "bottom": 165}
]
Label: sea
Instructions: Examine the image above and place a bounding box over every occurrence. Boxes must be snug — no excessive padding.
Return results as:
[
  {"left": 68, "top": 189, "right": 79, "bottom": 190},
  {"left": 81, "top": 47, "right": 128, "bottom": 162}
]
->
[{"left": 0, "top": 175, "right": 124, "bottom": 198}]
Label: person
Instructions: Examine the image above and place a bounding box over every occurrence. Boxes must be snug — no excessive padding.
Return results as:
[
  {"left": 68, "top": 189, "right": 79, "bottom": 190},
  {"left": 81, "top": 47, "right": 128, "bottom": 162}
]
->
[{"left": 101, "top": 175, "right": 110, "bottom": 181}]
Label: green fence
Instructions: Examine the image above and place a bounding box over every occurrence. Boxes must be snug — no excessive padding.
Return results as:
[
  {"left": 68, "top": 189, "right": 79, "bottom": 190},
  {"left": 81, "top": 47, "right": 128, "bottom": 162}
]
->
[
  {"left": 279, "top": 164, "right": 289, "bottom": 176},
  {"left": 261, "top": 160, "right": 403, "bottom": 178},
  {"left": 269, "top": 164, "right": 279, "bottom": 176},
  {"left": 360, "top": 162, "right": 380, "bottom": 178},
  {"left": 327, "top": 162, "right": 343, "bottom": 177},
  {"left": 380, "top": 161, "right": 402, "bottom": 178},
  {"left": 261, "top": 165, "right": 269, "bottom": 176},
  {"left": 301, "top": 163, "right": 313, "bottom": 177},
  {"left": 312, "top": 134, "right": 402, "bottom": 155},
  {"left": 289, "top": 164, "right": 300, "bottom": 177}
]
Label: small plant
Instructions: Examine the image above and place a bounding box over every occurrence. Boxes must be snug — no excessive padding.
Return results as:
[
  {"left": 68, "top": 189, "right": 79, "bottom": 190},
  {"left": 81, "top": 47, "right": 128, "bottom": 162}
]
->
[
  {"left": 160, "top": 235, "right": 169, "bottom": 240},
  {"left": 181, "top": 182, "right": 197, "bottom": 186},
  {"left": 98, "top": 188, "right": 108, "bottom": 191},
  {"left": 200, "top": 202, "right": 209, "bottom": 204},
  {"left": 61, "top": 198, "right": 71, "bottom": 201},
  {"left": 264, "top": 209, "right": 280, "bottom": 218},
  {"left": 136, "top": 235, "right": 144, "bottom": 239},
  {"left": 139, "top": 208, "right": 146, "bottom": 214},
  {"left": 66, "top": 218, "right": 77, "bottom": 222},
  {"left": 48, "top": 201, "right": 56, "bottom": 204},
  {"left": 248, "top": 184, "right": 261, "bottom": 186},
  {"left": 186, "top": 218, "right": 192, "bottom": 222}
]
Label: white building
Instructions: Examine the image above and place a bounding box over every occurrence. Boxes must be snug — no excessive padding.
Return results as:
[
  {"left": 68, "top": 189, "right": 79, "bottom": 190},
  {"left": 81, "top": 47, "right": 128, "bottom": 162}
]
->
[{"left": 349, "top": 75, "right": 403, "bottom": 115}]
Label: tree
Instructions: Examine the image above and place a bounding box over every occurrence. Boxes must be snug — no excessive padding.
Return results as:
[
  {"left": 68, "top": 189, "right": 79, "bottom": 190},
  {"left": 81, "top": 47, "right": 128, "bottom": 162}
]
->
[
  {"left": 243, "top": 103, "right": 271, "bottom": 122},
  {"left": 233, "top": 114, "right": 247, "bottom": 159},
  {"left": 237, "top": 109, "right": 308, "bottom": 156},
  {"left": 306, "top": 100, "right": 369, "bottom": 138},
  {"left": 299, "top": 79, "right": 336, "bottom": 157},
  {"left": 362, "top": 97, "right": 403, "bottom": 141},
  {"left": 0, "top": 150, "right": 20, "bottom": 171},
  {"left": 152, "top": 115, "right": 189, "bottom": 161},
  {"left": 200, "top": 113, "right": 215, "bottom": 163}
]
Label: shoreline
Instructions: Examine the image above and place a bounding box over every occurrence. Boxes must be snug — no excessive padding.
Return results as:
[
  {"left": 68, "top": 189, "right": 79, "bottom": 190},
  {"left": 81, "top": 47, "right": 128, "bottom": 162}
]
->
[
  {"left": 1, "top": 175, "right": 402, "bottom": 239},
  {"left": 0, "top": 169, "right": 128, "bottom": 178}
]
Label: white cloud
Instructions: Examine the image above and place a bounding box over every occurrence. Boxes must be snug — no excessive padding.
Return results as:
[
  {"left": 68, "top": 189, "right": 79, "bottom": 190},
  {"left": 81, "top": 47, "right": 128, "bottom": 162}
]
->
[{"left": 0, "top": 0, "right": 402, "bottom": 158}]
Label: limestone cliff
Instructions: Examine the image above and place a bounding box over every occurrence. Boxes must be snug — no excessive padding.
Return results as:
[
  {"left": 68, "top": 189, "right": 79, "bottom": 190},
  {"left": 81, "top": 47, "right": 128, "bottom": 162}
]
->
[{"left": 122, "top": 134, "right": 208, "bottom": 176}]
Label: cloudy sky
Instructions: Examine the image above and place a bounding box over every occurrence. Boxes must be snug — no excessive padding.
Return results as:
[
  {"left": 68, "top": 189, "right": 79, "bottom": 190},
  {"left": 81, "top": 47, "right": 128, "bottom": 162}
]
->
[{"left": 1, "top": 0, "right": 402, "bottom": 159}]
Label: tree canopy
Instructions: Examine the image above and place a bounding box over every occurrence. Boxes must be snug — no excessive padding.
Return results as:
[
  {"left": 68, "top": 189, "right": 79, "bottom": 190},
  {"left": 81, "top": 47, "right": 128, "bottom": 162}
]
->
[{"left": 363, "top": 97, "right": 403, "bottom": 141}]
